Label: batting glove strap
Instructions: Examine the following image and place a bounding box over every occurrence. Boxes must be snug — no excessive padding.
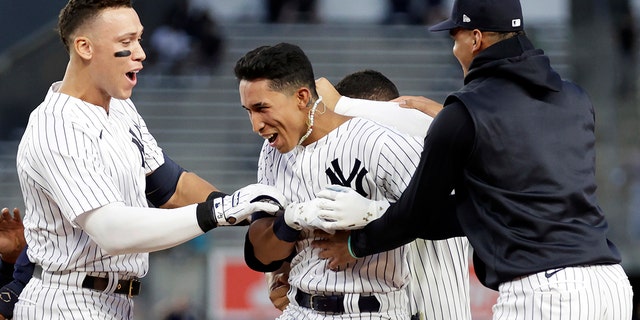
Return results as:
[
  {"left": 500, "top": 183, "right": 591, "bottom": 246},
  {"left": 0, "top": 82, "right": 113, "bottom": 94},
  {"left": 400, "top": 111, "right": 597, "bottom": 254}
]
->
[{"left": 273, "top": 214, "right": 301, "bottom": 242}]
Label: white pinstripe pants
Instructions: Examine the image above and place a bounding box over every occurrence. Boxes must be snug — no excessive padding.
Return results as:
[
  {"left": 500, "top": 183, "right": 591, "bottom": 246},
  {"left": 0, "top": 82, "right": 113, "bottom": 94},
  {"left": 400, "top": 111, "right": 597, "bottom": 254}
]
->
[
  {"left": 493, "top": 264, "right": 633, "bottom": 320},
  {"left": 14, "top": 278, "right": 134, "bottom": 320}
]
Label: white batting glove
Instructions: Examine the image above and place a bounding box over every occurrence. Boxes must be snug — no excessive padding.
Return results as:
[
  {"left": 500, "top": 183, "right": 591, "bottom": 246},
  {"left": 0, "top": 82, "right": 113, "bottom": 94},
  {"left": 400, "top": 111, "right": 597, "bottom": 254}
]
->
[
  {"left": 212, "top": 184, "right": 287, "bottom": 227},
  {"left": 283, "top": 201, "right": 321, "bottom": 231},
  {"left": 312, "top": 185, "right": 389, "bottom": 231}
]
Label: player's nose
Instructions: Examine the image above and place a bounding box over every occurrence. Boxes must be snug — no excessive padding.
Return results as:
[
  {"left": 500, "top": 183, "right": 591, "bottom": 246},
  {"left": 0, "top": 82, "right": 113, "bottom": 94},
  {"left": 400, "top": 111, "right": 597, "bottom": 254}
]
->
[
  {"left": 249, "top": 114, "right": 265, "bottom": 133},
  {"left": 132, "top": 43, "right": 146, "bottom": 62}
]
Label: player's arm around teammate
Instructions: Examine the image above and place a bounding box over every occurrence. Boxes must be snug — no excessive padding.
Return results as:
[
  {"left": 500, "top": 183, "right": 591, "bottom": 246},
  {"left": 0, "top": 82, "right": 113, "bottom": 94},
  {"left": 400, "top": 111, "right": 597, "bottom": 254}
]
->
[
  {"left": 315, "top": 77, "right": 443, "bottom": 136},
  {"left": 75, "top": 150, "right": 289, "bottom": 256}
]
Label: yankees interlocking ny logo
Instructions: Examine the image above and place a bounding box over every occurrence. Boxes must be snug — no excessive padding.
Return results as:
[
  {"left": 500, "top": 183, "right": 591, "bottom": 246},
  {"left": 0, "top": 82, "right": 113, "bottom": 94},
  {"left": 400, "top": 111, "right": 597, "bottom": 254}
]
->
[
  {"left": 325, "top": 158, "right": 368, "bottom": 197},
  {"left": 129, "top": 126, "right": 145, "bottom": 167}
]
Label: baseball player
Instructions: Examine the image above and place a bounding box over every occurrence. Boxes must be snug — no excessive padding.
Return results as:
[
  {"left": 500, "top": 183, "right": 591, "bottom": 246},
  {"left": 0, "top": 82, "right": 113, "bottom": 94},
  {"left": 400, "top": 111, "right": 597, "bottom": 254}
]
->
[
  {"left": 14, "top": 1, "right": 285, "bottom": 319},
  {"left": 236, "top": 43, "right": 423, "bottom": 319},
  {"left": 264, "top": 71, "right": 470, "bottom": 320},
  {"left": 311, "top": 0, "right": 634, "bottom": 319},
  {"left": 324, "top": 71, "right": 472, "bottom": 320}
]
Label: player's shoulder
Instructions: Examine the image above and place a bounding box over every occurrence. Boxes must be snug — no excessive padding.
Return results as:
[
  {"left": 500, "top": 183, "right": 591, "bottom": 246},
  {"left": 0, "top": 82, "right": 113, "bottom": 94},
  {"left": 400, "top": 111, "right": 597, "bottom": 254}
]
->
[
  {"left": 109, "top": 98, "right": 140, "bottom": 117},
  {"left": 347, "top": 117, "right": 422, "bottom": 146}
]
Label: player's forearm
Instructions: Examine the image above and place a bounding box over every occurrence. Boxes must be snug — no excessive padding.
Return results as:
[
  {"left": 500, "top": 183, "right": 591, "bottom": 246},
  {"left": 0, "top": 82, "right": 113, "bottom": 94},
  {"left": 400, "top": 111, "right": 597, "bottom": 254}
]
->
[
  {"left": 248, "top": 217, "right": 295, "bottom": 264},
  {"left": 352, "top": 106, "right": 473, "bottom": 256},
  {"left": 77, "top": 203, "right": 203, "bottom": 255},
  {"left": 161, "top": 172, "right": 218, "bottom": 208},
  {"left": 335, "top": 96, "right": 432, "bottom": 138}
]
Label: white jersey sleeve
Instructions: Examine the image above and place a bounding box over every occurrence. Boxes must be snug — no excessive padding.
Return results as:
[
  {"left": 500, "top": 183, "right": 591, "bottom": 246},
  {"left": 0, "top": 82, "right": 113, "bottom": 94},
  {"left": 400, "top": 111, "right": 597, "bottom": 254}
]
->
[{"left": 334, "top": 96, "right": 433, "bottom": 138}]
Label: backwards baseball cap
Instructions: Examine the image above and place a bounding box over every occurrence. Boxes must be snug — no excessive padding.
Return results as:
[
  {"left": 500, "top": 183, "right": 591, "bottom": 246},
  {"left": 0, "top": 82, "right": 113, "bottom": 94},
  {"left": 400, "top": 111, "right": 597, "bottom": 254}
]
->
[{"left": 429, "top": 0, "right": 524, "bottom": 32}]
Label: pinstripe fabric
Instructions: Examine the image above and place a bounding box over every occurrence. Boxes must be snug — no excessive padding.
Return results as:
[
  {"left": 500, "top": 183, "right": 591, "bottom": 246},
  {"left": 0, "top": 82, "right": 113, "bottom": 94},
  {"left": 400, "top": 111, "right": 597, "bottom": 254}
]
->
[
  {"left": 14, "top": 82, "right": 164, "bottom": 319},
  {"left": 493, "top": 264, "right": 633, "bottom": 320},
  {"left": 407, "top": 237, "right": 471, "bottom": 320},
  {"left": 15, "top": 278, "right": 134, "bottom": 320},
  {"left": 335, "top": 98, "right": 472, "bottom": 320},
  {"left": 260, "top": 118, "right": 421, "bottom": 319}
]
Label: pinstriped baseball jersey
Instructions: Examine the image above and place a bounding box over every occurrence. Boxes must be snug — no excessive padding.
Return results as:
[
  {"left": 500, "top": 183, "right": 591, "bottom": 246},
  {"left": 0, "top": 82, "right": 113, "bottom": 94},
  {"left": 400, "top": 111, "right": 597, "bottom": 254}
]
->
[
  {"left": 335, "top": 98, "right": 472, "bottom": 320},
  {"left": 259, "top": 117, "right": 422, "bottom": 318},
  {"left": 16, "top": 82, "right": 164, "bottom": 277}
]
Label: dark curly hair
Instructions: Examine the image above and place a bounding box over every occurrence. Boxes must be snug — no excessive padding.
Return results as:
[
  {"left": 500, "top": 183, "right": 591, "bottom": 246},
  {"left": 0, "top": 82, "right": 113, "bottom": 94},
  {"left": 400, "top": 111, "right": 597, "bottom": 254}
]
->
[{"left": 57, "top": 0, "right": 133, "bottom": 52}]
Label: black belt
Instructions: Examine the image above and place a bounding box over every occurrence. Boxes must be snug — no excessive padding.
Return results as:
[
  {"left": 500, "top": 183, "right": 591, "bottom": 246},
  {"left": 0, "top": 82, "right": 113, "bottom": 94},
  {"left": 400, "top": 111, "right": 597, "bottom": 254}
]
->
[
  {"left": 33, "top": 265, "right": 141, "bottom": 297},
  {"left": 295, "top": 290, "right": 380, "bottom": 313}
]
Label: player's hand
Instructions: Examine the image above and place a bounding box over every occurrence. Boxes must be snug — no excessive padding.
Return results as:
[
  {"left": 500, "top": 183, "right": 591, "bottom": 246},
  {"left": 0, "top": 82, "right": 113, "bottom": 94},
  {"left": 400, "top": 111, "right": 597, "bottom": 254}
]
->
[
  {"left": 212, "top": 184, "right": 287, "bottom": 227},
  {"left": 391, "top": 95, "right": 443, "bottom": 118},
  {"left": 311, "top": 185, "right": 389, "bottom": 231},
  {"left": 0, "top": 208, "right": 26, "bottom": 264},
  {"left": 315, "top": 77, "right": 340, "bottom": 111},
  {"left": 312, "top": 230, "right": 356, "bottom": 271},
  {"left": 266, "top": 262, "right": 291, "bottom": 311},
  {"left": 283, "top": 200, "right": 329, "bottom": 232}
]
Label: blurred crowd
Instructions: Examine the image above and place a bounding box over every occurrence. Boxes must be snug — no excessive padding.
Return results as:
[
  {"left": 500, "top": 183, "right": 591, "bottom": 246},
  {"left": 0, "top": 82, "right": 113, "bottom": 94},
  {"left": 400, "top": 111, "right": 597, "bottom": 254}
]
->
[
  {"left": 144, "top": 0, "right": 450, "bottom": 75},
  {"left": 146, "top": 0, "right": 225, "bottom": 75}
]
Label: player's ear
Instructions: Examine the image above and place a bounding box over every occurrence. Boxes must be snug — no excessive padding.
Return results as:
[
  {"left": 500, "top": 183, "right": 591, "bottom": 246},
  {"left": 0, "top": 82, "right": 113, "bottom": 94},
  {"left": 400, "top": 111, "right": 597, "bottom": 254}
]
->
[
  {"left": 472, "top": 30, "right": 483, "bottom": 53},
  {"left": 296, "top": 88, "right": 312, "bottom": 110},
  {"left": 74, "top": 37, "right": 93, "bottom": 59}
]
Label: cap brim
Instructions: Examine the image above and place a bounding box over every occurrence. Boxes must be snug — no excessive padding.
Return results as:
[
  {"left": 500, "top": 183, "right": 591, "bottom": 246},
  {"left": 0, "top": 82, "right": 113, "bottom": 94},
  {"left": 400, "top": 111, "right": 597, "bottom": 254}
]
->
[{"left": 428, "top": 19, "right": 458, "bottom": 32}]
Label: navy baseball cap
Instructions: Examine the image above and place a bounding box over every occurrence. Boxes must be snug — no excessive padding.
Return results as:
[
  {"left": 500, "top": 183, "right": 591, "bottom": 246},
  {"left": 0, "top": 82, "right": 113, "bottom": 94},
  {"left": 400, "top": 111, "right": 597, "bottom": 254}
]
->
[{"left": 429, "top": 0, "right": 524, "bottom": 32}]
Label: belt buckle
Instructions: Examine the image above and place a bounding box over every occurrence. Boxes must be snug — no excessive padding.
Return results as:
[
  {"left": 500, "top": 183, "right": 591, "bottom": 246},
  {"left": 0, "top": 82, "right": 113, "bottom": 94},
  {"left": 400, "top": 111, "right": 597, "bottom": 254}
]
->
[
  {"left": 128, "top": 279, "right": 134, "bottom": 298},
  {"left": 128, "top": 279, "right": 141, "bottom": 298},
  {"left": 308, "top": 294, "right": 319, "bottom": 310}
]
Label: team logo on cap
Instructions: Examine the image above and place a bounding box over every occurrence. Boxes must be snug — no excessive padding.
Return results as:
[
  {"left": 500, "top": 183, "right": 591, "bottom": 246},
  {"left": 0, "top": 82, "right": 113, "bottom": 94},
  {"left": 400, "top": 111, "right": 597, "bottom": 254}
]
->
[
  {"left": 462, "top": 14, "right": 471, "bottom": 23},
  {"left": 512, "top": 19, "right": 521, "bottom": 27}
]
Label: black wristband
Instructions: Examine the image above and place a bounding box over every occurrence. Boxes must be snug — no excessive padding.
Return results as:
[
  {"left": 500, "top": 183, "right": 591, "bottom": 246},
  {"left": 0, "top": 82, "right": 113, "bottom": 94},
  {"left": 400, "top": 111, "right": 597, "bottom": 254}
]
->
[
  {"left": 196, "top": 201, "right": 217, "bottom": 232},
  {"left": 195, "top": 191, "right": 228, "bottom": 232},
  {"left": 206, "top": 191, "right": 227, "bottom": 201},
  {"left": 272, "top": 214, "right": 301, "bottom": 242}
]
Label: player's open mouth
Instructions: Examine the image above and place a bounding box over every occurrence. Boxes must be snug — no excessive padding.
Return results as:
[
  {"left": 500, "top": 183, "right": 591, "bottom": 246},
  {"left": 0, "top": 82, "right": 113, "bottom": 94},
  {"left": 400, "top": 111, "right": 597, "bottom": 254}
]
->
[
  {"left": 267, "top": 133, "right": 277, "bottom": 144},
  {"left": 126, "top": 71, "right": 138, "bottom": 81}
]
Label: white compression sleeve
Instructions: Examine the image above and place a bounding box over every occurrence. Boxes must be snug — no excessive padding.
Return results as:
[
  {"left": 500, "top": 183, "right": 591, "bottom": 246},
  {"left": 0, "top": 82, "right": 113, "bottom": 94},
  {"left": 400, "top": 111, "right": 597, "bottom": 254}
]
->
[
  {"left": 76, "top": 202, "right": 204, "bottom": 255},
  {"left": 334, "top": 96, "right": 433, "bottom": 138}
]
